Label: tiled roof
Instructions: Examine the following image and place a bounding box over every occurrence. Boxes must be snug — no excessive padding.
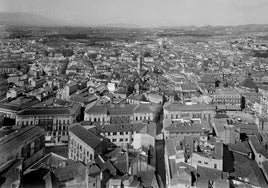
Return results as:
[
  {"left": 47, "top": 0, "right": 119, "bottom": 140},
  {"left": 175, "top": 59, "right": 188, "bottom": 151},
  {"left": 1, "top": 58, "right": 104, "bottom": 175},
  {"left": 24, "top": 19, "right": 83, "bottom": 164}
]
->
[
  {"left": 88, "top": 165, "right": 101, "bottom": 176},
  {"left": 69, "top": 125, "right": 102, "bottom": 150},
  {"left": 133, "top": 103, "right": 153, "bottom": 113},
  {"left": 165, "top": 120, "right": 210, "bottom": 134},
  {"left": 240, "top": 76, "right": 257, "bottom": 89},
  {"left": 17, "top": 103, "right": 80, "bottom": 116},
  {"left": 228, "top": 142, "right": 252, "bottom": 155},
  {"left": 0, "top": 125, "right": 45, "bottom": 154},
  {"left": 101, "top": 123, "right": 145, "bottom": 133},
  {"left": 108, "top": 104, "right": 138, "bottom": 116},
  {"left": 54, "top": 161, "right": 86, "bottom": 182},
  {"left": 249, "top": 135, "right": 268, "bottom": 158},
  {"left": 136, "top": 171, "right": 156, "bottom": 187},
  {"left": 199, "top": 74, "right": 215, "bottom": 83},
  {"left": 164, "top": 102, "right": 215, "bottom": 112},
  {"left": 231, "top": 152, "right": 268, "bottom": 187},
  {"left": 86, "top": 105, "right": 107, "bottom": 114}
]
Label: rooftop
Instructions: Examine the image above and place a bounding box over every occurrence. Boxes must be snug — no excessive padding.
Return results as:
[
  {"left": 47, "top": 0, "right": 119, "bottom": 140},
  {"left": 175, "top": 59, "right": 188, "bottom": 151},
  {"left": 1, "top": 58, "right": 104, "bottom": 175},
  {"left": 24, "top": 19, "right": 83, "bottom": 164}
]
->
[
  {"left": 69, "top": 124, "right": 102, "bottom": 150},
  {"left": 164, "top": 102, "right": 215, "bottom": 112}
]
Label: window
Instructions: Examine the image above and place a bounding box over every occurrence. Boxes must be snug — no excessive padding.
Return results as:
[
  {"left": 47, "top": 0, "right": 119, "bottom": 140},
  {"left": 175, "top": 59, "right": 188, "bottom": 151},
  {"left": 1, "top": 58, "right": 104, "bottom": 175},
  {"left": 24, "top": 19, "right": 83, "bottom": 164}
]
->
[
  {"left": 113, "top": 132, "right": 117, "bottom": 135},
  {"left": 125, "top": 132, "right": 128, "bottom": 135},
  {"left": 108, "top": 132, "right": 110, "bottom": 136},
  {"left": 120, "top": 138, "right": 123, "bottom": 142},
  {"left": 112, "top": 139, "right": 117, "bottom": 142},
  {"left": 125, "top": 138, "right": 128, "bottom": 141},
  {"left": 214, "top": 164, "right": 217, "bottom": 169},
  {"left": 198, "top": 161, "right": 202, "bottom": 163},
  {"left": 204, "top": 162, "right": 208, "bottom": 165},
  {"left": 63, "top": 120, "right": 65, "bottom": 124},
  {"left": 120, "top": 132, "right": 123, "bottom": 135}
]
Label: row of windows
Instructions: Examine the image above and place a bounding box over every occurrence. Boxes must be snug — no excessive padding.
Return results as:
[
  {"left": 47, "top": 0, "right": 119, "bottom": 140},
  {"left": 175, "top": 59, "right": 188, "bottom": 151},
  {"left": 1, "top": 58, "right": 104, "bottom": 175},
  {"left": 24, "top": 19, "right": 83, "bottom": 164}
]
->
[
  {"left": 89, "top": 115, "right": 152, "bottom": 122},
  {"left": 20, "top": 119, "right": 74, "bottom": 126},
  {"left": 167, "top": 113, "right": 206, "bottom": 119},
  {"left": 197, "top": 160, "right": 218, "bottom": 169},
  {"left": 213, "top": 95, "right": 240, "bottom": 98},
  {"left": 70, "top": 145, "right": 93, "bottom": 160},
  {"left": 106, "top": 131, "right": 135, "bottom": 136},
  {"left": 110, "top": 138, "right": 133, "bottom": 142}
]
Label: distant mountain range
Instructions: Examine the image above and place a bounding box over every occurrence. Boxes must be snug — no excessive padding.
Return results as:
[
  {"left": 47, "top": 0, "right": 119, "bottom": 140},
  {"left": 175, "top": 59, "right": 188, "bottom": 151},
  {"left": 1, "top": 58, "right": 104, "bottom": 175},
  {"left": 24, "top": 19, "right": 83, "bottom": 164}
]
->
[
  {"left": 1, "top": 12, "right": 268, "bottom": 30},
  {"left": 0, "top": 12, "right": 62, "bottom": 27}
]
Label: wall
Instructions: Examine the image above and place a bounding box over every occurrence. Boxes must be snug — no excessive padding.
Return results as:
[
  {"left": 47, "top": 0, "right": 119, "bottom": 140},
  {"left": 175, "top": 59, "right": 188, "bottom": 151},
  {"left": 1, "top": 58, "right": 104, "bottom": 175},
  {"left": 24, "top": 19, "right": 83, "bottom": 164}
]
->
[{"left": 190, "top": 153, "right": 223, "bottom": 171}]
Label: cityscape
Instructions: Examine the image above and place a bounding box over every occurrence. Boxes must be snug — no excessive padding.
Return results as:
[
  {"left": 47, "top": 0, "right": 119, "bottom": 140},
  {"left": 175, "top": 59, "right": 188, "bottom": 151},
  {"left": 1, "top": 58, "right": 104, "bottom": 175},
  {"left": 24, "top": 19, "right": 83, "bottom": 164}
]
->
[{"left": 1, "top": 0, "right": 268, "bottom": 188}]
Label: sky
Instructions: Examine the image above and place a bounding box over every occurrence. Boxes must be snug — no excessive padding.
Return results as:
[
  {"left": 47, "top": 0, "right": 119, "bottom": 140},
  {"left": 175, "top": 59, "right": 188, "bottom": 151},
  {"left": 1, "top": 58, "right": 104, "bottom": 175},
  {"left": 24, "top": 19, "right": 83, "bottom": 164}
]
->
[{"left": 0, "top": 0, "right": 268, "bottom": 27}]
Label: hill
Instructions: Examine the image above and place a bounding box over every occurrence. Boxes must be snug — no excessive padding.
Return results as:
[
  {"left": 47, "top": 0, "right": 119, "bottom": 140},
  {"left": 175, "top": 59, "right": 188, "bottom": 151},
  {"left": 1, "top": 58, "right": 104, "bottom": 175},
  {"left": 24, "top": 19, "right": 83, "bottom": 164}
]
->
[{"left": 0, "top": 12, "right": 62, "bottom": 27}]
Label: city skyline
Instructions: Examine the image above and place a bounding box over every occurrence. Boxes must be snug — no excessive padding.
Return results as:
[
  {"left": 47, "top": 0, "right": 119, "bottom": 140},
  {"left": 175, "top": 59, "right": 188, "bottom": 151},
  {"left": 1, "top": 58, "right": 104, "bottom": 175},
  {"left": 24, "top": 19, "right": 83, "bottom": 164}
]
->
[{"left": 0, "top": 0, "right": 268, "bottom": 27}]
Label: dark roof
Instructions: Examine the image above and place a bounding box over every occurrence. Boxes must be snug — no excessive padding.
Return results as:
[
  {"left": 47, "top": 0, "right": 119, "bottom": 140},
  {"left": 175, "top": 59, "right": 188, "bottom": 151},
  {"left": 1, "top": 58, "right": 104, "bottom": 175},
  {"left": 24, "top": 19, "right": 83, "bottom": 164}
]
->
[
  {"left": 231, "top": 152, "right": 268, "bottom": 187},
  {"left": 0, "top": 125, "right": 45, "bottom": 153},
  {"left": 88, "top": 165, "right": 101, "bottom": 176},
  {"left": 54, "top": 161, "right": 86, "bottom": 183},
  {"left": 86, "top": 105, "right": 107, "bottom": 114},
  {"left": 17, "top": 103, "right": 80, "bottom": 116},
  {"left": 240, "top": 76, "right": 257, "bottom": 89},
  {"left": 136, "top": 171, "right": 156, "bottom": 187},
  {"left": 214, "top": 113, "right": 230, "bottom": 119},
  {"left": 228, "top": 142, "right": 251, "bottom": 155},
  {"left": 197, "top": 166, "right": 228, "bottom": 187},
  {"left": 21, "top": 168, "right": 51, "bottom": 188},
  {"left": 69, "top": 125, "right": 102, "bottom": 150},
  {"left": 109, "top": 104, "right": 137, "bottom": 116}
]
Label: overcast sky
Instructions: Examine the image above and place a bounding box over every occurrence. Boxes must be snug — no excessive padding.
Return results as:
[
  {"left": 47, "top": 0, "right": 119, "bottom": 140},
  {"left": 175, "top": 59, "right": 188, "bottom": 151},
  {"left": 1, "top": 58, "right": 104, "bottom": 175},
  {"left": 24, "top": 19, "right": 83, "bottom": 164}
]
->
[{"left": 0, "top": 0, "right": 267, "bottom": 27}]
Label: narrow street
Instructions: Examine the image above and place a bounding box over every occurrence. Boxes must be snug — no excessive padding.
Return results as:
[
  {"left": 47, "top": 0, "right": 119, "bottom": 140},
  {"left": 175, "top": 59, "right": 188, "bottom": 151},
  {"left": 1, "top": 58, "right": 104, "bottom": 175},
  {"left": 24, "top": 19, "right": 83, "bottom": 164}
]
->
[
  {"left": 155, "top": 113, "right": 166, "bottom": 187},
  {"left": 156, "top": 139, "right": 166, "bottom": 187}
]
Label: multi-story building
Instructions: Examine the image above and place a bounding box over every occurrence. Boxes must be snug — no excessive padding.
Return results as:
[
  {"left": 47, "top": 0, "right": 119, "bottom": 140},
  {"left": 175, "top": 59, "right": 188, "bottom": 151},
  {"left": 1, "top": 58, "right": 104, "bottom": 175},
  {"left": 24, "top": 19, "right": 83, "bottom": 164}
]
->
[
  {"left": 0, "top": 125, "right": 45, "bottom": 170},
  {"left": 100, "top": 122, "right": 156, "bottom": 149},
  {"left": 68, "top": 124, "right": 108, "bottom": 164},
  {"left": 163, "top": 102, "right": 215, "bottom": 128},
  {"left": 212, "top": 89, "right": 244, "bottom": 111},
  {"left": 85, "top": 102, "right": 160, "bottom": 125},
  {"left": 164, "top": 119, "right": 210, "bottom": 142},
  {"left": 15, "top": 103, "right": 81, "bottom": 143},
  {"left": 189, "top": 142, "right": 224, "bottom": 171}
]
